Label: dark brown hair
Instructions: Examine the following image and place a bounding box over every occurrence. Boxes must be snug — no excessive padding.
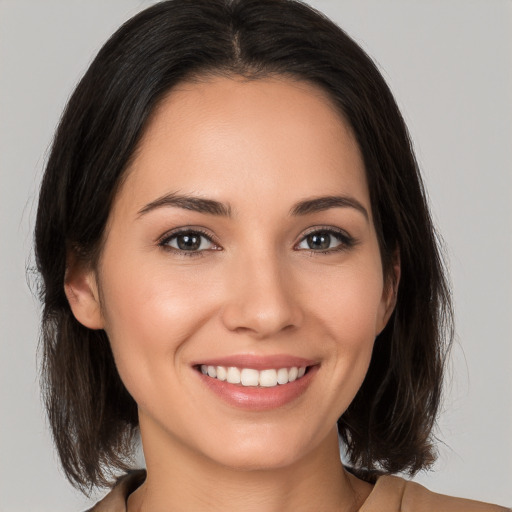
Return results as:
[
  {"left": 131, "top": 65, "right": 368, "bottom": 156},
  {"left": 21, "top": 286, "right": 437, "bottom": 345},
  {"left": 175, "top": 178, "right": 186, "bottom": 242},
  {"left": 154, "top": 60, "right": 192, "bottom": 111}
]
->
[{"left": 35, "top": 0, "right": 452, "bottom": 492}]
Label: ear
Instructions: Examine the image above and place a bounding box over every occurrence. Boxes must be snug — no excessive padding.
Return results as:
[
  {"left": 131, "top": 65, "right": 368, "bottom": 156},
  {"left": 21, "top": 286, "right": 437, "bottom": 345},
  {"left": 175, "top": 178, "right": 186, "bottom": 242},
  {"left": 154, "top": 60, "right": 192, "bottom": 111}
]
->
[
  {"left": 376, "top": 249, "right": 401, "bottom": 335},
  {"left": 64, "top": 252, "right": 104, "bottom": 330}
]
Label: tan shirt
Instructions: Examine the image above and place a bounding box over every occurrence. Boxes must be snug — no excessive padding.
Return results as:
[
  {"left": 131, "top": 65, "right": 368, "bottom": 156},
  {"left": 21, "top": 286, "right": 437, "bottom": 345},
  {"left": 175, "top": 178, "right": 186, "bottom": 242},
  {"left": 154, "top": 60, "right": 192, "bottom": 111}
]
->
[{"left": 89, "top": 470, "right": 510, "bottom": 511}]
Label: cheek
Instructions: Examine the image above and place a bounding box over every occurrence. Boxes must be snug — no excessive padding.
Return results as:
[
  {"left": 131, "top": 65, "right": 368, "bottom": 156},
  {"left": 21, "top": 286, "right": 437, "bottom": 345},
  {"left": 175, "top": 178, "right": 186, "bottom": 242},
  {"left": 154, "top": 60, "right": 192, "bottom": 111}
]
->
[
  {"left": 305, "top": 262, "right": 385, "bottom": 404},
  {"left": 98, "top": 255, "right": 218, "bottom": 394},
  {"left": 309, "top": 262, "right": 386, "bottom": 343}
]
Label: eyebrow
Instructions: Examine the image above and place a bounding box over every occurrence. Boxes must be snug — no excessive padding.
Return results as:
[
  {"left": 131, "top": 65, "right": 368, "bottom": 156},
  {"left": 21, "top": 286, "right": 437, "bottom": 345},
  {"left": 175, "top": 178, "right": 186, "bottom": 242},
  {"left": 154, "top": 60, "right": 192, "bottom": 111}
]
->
[
  {"left": 137, "top": 192, "right": 368, "bottom": 221},
  {"left": 290, "top": 195, "right": 369, "bottom": 220},
  {"left": 137, "top": 192, "right": 231, "bottom": 217}
]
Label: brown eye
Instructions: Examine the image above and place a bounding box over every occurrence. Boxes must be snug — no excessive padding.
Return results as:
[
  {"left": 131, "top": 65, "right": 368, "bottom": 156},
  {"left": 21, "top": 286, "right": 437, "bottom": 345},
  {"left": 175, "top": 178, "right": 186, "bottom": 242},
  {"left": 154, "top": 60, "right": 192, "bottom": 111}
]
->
[
  {"left": 296, "top": 229, "right": 353, "bottom": 252},
  {"left": 161, "top": 231, "right": 215, "bottom": 252},
  {"left": 306, "top": 232, "right": 332, "bottom": 250},
  {"left": 176, "top": 233, "right": 201, "bottom": 251}
]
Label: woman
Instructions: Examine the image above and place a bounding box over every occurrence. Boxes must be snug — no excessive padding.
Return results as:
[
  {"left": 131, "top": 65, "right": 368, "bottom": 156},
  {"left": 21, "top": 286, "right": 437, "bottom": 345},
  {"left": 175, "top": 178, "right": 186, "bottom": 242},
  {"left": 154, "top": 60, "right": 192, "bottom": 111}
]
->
[{"left": 34, "top": 0, "right": 509, "bottom": 510}]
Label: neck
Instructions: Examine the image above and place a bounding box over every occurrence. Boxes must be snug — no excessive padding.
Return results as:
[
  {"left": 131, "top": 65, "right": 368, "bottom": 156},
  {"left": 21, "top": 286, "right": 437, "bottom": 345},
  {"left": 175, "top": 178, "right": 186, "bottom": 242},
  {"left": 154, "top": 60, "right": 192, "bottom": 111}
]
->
[{"left": 128, "top": 420, "right": 371, "bottom": 512}]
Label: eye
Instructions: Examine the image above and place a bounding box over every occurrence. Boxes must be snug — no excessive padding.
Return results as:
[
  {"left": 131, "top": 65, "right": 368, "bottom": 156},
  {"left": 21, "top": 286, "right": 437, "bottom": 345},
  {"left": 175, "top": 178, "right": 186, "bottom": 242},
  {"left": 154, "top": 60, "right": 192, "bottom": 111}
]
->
[
  {"left": 159, "top": 230, "right": 217, "bottom": 253},
  {"left": 296, "top": 229, "right": 353, "bottom": 252}
]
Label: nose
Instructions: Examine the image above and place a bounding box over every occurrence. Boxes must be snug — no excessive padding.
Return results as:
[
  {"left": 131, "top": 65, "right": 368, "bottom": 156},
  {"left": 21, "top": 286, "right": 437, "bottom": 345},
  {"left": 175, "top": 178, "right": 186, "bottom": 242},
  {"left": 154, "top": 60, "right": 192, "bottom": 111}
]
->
[{"left": 220, "top": 252, "right": 303, "bottom": 339}]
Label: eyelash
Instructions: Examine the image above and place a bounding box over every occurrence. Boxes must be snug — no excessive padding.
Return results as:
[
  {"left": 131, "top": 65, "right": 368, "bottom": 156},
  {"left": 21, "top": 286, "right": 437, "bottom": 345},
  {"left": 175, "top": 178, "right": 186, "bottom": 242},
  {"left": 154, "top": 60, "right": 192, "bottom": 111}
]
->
[
  {"left": 158, "top": 228, "right": 219, "bottom": 257},
  {"left": 157, "top": 227, "right": 356, "bottom": 257},
  {"left": 296, "top": 227, "right": 356, "bottom": 254}
]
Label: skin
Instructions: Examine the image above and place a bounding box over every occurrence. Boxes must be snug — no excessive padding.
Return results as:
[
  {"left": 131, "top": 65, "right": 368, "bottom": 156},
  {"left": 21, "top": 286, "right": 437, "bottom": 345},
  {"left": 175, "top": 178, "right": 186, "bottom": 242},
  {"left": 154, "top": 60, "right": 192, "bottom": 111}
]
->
[{"left": 66, "top": 75, "right": 398, "bottom": 511}]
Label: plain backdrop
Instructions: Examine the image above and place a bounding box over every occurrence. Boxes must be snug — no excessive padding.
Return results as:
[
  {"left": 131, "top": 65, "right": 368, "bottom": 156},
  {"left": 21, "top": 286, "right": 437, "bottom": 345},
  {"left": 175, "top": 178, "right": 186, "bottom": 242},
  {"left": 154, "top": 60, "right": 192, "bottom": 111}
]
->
[{"left": 1, "top": 0, "right": 511, "bottom": 510}]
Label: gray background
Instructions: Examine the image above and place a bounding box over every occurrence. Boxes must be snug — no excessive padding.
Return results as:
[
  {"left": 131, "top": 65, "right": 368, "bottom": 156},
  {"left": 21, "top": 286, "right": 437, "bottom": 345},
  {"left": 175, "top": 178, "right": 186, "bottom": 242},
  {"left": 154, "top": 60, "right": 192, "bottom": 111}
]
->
[{"left": 1, "top": 0, "right": 510, "bottom": 510}]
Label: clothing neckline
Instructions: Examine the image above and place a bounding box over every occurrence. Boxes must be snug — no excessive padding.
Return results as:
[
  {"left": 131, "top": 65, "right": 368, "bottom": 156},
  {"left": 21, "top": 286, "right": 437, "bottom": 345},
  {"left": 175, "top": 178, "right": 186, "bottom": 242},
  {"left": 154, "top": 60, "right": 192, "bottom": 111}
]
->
[{"left": 91, "top": 469, "right": 392, "bottom": 511}]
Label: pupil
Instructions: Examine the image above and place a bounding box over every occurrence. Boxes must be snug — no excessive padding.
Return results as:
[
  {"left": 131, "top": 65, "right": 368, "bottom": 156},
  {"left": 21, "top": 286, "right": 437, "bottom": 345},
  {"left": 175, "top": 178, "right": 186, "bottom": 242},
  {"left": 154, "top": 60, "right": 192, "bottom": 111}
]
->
[
  {"left": 308, "top": 232, "right": 330, "bottom": 250},
  {"left": 178, "top": 234, "right": 200, "bottom": 251}
]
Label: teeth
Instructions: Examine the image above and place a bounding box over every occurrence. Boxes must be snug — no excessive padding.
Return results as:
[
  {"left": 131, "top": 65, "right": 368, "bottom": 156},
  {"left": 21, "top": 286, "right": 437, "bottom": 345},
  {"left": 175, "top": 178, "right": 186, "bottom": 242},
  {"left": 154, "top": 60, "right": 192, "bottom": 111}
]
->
[
  {"left": 226, "top": 366, "right": 241, "bottom": 384},
  {"left": 200, "top": 365, "right": 308, "bottom": 387},
  {"left": 259, "top": 369, "right": 278, "bottom": 387},
  {"left": 216, "top": 366, "right": 227, "bottom": 381},
  {"left": 241, "top": 368, "right": 259, "bottom": 386},
  {"left": 276, "top": 368, "right": 289, "bottom": 385}
]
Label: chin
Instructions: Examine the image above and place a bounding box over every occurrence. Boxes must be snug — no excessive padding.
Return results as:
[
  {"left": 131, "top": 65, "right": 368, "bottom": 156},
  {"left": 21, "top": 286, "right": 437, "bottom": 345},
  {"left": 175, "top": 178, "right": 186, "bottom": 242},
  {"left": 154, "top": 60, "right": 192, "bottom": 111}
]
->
[
  {"left": 212, "top": 448, "right": 301, "bottom": 473},
  {"left": 199, "top": 426, "right": 324, "bottom": 473}
]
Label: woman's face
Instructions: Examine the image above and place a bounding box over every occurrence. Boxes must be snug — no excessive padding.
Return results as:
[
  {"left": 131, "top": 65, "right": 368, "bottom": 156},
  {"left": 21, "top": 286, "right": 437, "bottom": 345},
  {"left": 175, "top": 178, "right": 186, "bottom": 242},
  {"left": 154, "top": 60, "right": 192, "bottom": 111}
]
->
[{"left": 74, "top": 76, "right": 396, "bottom": 471}]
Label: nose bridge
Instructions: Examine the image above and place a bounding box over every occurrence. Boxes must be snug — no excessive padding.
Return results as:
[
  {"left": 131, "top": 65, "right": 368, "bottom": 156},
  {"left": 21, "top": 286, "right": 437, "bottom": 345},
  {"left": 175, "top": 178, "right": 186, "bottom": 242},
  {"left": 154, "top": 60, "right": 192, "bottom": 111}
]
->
[{"left": 220, "top": 246, "right": 302, "bottom": 337}]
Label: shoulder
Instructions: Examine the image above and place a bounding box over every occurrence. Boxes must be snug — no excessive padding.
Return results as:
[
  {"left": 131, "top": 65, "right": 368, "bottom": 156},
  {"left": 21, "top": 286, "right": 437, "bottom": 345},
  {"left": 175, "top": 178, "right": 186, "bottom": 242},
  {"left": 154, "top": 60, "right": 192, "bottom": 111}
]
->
[
  {"left": 361, "top": 474, "right": 510, "bottom": 512},
  {"left": 86, "top": 470, "right": 146, "bottom": 512}
]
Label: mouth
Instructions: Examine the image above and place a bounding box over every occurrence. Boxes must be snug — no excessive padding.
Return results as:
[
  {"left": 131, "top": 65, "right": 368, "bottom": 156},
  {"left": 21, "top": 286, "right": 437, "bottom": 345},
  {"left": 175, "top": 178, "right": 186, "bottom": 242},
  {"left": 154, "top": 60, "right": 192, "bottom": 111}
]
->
[
  {"left": 197, "top": 364, "right": 309, "bottom": 388},
  {"left": 193, "top": 357, "right": 318, "bottom": 410}
]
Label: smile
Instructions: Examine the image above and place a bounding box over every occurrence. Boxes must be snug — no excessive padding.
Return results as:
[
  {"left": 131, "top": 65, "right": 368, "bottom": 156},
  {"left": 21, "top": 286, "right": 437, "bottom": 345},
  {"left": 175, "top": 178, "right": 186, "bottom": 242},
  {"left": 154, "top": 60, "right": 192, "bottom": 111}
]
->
[
  {"left": 200, "top": 365, "right": 307, "bottom": 387},
  {"left": 194, "top": 355, "right": 317, "bottom": 410}
]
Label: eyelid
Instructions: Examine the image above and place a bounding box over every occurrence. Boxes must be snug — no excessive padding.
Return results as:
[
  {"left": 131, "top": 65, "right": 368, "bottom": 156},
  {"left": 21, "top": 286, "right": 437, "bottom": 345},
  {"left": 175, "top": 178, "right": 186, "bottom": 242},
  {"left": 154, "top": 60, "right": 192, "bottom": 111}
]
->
[
  {"left": 157, "top": 226, "right": 221, "bottom": 253},
  {"left": 294, "top": 226, "right": 356, "bottom": 252},
  {"left": 299, "top": 225, "right": 351, "bottom": 238},
  {"left": 156, "top": 225, "right": 355, "bottom": 255}
]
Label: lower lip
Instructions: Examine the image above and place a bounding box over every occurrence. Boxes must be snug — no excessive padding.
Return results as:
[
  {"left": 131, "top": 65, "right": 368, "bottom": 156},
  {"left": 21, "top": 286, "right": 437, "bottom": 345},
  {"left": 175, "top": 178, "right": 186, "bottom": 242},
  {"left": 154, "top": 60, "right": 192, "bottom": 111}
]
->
[{"left": 197, "top": 366, "right": 318, "bottom": 411}]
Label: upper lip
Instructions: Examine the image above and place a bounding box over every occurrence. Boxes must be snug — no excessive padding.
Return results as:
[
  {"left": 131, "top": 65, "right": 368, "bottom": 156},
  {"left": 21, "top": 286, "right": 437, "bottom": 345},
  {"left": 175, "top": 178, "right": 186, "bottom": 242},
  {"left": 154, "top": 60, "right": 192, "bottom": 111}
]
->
[{"left": 192, "top": 354, "right": 317, "bottom": 371}]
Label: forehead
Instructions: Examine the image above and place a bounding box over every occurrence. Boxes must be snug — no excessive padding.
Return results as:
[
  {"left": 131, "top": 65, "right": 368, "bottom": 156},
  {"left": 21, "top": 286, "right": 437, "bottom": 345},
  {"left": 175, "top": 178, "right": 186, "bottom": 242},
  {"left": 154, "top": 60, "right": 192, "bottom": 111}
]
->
[{"left": 116, "top": 75, "right": 369, "bottom": 217}]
